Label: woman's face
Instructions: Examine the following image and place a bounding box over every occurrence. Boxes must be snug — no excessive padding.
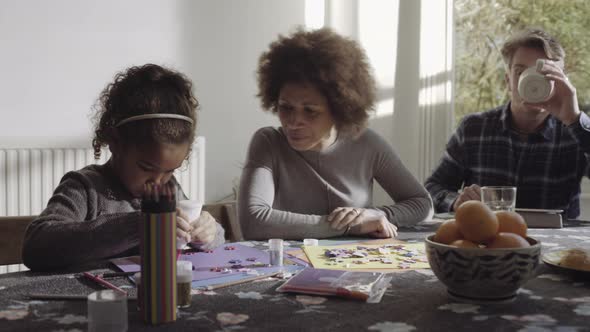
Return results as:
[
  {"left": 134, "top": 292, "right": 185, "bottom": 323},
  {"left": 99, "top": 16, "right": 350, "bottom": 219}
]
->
[
  {"left": 110, "top": 141, "right": 190, "bottom": 197},
  {"left": 277, "top": 82, "right": 337, "bottom": 152}
]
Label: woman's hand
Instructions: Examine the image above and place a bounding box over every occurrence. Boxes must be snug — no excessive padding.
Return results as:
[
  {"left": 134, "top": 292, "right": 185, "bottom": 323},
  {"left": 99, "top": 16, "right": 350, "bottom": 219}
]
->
[
  {"left": 327, "top": 207, "right": 386, "bottom": 231},
  {"left": 349, "top": 217, "right": 398, "bottom": 238},
  {"left": 328, "top": 207, "right": 396, "bottom": 238}
]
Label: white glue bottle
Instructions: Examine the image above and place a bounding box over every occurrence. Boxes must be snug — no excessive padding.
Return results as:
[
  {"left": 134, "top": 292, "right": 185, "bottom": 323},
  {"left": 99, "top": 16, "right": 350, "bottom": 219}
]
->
[{"left": 176, "top": 200, "right": 203, "bottom": 249}]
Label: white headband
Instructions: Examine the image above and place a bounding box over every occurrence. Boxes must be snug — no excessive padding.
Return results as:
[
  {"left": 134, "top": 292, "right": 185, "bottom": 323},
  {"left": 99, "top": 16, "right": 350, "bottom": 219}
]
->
[{"left": 115, "top": 114, "right": 194, "bottom": 127}]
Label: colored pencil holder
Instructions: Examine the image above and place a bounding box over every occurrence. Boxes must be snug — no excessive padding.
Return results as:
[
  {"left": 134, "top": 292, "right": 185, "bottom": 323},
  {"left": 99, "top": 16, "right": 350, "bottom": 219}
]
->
[{"left": 139, "top": 198, "right": 177, "bottom": 324}]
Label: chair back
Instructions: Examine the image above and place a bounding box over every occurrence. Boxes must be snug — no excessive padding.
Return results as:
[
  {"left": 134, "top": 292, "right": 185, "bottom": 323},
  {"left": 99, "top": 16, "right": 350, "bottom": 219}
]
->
[
  {"left": 203, "top": 201, "right": 243, "bottom": 242},
  {"left": 0, "top": 203, "right": 242, "bottom": 266},
  {"left": 0, "top": 216, "right": 35, "bottom": 265}
]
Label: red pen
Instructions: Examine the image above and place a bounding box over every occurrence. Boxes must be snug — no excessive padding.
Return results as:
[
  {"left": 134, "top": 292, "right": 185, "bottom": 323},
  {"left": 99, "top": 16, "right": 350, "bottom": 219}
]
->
[{"left": 82, "top": 272, "right": 128, "bottom": 295}]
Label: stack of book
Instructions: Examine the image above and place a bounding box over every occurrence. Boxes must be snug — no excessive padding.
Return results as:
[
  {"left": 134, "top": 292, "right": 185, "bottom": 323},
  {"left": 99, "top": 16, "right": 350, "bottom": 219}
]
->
[{"left": 516, "top": 208, "right": 563, "bottom": 228}]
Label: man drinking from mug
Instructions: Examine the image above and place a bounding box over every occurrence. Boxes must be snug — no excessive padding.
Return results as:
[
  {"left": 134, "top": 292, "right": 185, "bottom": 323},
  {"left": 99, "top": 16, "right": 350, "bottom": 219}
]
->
[{"left": 425, "top": 27, "right": 590, "bottom": 219}]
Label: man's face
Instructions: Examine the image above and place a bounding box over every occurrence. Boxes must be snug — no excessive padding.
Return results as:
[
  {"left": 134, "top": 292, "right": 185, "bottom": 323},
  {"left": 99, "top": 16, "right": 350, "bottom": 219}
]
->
[{"left": 506, "top": 47, "right": 550, "bottom": 115}]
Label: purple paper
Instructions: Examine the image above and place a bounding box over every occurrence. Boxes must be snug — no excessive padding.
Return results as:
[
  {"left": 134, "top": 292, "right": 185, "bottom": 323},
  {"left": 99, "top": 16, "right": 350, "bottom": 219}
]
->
[{"left": 111, "top": 243, "right": 271, "bottom": 282}]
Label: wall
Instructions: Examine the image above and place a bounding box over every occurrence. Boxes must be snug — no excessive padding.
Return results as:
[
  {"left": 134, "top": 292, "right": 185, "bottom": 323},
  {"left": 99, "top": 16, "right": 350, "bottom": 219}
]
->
[
  {"left": 2, "top": 1, "right": 588, "bottom": 218},
  {"left": 0, "top": 0, "right": 303, "bottom": 202}
]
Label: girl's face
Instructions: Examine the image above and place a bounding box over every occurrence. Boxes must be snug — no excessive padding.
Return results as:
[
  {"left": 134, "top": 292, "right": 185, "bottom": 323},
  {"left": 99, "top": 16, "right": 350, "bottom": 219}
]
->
[
  {"left": 277, "top": 82, "right": 337, "bottom": 152},
  {"left": 110, "top": 141, "right": 190, "bottom": 197}
]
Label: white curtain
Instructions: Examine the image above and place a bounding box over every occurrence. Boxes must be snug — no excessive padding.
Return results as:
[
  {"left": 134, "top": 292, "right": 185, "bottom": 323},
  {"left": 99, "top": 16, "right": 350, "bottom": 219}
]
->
[{"left": 320, "top": 0, "right": 454, "bottom": 203}]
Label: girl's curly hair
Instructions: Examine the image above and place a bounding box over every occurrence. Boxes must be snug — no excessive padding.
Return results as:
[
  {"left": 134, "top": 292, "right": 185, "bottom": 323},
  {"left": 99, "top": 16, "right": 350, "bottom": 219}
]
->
[
  {"left": 91, "top": 64, "right": 198, "bottom": 159},
  {"left": 257, "top": 27, "right": 377, "bottom": 133}
]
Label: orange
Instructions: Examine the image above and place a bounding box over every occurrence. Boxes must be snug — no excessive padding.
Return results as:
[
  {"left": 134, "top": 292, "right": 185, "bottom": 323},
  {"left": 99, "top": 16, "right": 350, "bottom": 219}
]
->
[
  {"left": 455, "top": 201, "right": 499, "bottom": 243},
  {"left": 496, "top": 211, "right": 528, "bottom": 238},
  {"left": 487, "top": 232, "right": 530, "bottom": 249},
  {"left": 434, "top": 219, "right": 462, "bottom": 244},
  {"left": 450, "top": 239, "right": 479, "bottom": 248}
]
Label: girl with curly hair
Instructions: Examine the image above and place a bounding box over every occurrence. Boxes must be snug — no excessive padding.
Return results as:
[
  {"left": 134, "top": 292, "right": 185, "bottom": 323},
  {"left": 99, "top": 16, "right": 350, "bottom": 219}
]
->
[
  {"left": 239, "top": 28, "right": 433, "bottom": 240},
  {"left": 23, "top": 64, "right": 224, "bottom": 271}
]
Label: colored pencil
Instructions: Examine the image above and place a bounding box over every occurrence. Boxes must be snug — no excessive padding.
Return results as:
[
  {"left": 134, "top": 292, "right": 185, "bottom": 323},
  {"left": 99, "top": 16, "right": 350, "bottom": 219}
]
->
[
  {"left": 204, "top": 272, "right": 279, "bottom": 290},
  {"left": 192, "top": 263, "right": 271, "bottom": 272},
  {"left": 100, "top": 271, "right": 137, "bottom": 278},
  {"left": 27, "top": 293, "right": 137, "bottom": 301},
  {"left": 82, "top": 272, "right": 128, "bottom": 295}
]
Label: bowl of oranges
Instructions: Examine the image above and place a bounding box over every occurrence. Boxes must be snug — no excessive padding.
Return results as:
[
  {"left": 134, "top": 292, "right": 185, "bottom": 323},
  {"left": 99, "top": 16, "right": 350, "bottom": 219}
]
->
[{"left": 425, "top": 201, "right": 541, "bottom": 303}]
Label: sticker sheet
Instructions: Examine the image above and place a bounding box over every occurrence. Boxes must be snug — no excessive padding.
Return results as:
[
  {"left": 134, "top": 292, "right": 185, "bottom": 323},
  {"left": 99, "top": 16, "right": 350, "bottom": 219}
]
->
[{"left": 112, "top": 243, "right": 272, "bottom": 281}]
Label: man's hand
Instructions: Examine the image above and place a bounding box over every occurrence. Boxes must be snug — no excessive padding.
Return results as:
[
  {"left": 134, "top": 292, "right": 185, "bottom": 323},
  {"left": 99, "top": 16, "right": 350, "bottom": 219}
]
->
[
  {"left": 452, "top": 184, "right": 482, "bottom": 211},
  {"left": 526, "top": 59, "right": 580, "bottom": 125}
]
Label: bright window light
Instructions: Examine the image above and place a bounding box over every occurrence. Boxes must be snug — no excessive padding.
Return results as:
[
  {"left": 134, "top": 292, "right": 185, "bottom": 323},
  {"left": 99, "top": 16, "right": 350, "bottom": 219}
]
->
[{"left": 305, "top": 0, "right": 325, "bottom": 29}]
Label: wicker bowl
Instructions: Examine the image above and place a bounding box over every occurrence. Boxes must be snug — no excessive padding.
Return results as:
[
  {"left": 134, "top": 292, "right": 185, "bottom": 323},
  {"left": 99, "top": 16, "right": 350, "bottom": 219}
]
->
[{"left": 425, "top": 234, "right": 541, "bottom": 303}]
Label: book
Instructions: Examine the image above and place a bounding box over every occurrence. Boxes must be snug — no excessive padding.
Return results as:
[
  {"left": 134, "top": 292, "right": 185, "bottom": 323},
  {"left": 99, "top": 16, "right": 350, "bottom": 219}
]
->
[
  {"left": 516, "top": 208, "right": 563, "bottom": 228},
  {"left": 276, "top": 267, "right": 392, "bottom": 303}
]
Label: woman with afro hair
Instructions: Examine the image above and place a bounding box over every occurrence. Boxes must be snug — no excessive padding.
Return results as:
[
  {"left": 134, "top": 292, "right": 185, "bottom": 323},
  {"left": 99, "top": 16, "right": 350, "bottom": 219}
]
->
[{"left": 238, "top": 28, "right": 433, "bottom": 240}]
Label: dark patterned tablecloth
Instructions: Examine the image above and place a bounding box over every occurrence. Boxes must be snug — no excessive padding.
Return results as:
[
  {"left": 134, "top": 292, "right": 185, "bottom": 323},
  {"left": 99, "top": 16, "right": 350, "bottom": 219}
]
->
[{"left": 1, "top": 221, "right": 589, "bottom": 332}]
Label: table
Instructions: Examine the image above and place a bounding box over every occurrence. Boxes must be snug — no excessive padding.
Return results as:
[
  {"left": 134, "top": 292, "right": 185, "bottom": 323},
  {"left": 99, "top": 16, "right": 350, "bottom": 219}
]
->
[{"left": 1, "top": 221, "right": 590, "bottom": 331}]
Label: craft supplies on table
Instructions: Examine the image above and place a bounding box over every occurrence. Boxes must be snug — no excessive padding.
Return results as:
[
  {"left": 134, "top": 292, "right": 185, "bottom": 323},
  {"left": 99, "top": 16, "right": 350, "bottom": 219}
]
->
[
  {"left": 100, "top": 271, "right": 136, "bottom": 278},
  {"left": 139, "top": 183, "right": 177, "bottom": 324},
  {"left": 268, "top": 239, "right": 284, "bottom": 266},
  {"left": 87, "top": 290, "right": 128, "bottom": 332},
  {"left": 276, "top": 267, "right": 392, "bottom": 303},
  {"left": 112, "top": 242, "right": 305, "bottom": 290},
  {"left": 81, "top": 272, "right": 128, "bottom": 295},
  {"left": 177, "top": 260, "right": 193, "bottom": 308},
  {"left": 192, "top": 264, "right": 303, "bottom": 290},
  {"left": 303, "top": 238, "right": 319, "bottom": 246},
  {"left": 302, "top": 242, "right": 429, "bottom": 270}
]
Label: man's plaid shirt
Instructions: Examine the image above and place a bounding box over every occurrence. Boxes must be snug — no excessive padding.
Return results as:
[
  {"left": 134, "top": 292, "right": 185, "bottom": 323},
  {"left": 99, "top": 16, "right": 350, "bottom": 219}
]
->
[{"left": 425, "top": 103, "right": 590, "bottom": 218}]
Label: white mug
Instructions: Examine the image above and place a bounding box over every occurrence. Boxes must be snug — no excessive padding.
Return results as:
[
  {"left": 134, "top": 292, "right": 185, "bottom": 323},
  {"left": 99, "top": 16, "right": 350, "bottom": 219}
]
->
[{"left": 517, "top": 59, "right": 554, "bottom": 103}]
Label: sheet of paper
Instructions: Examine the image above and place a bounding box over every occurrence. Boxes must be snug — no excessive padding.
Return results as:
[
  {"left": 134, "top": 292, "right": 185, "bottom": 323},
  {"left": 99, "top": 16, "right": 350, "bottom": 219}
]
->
[
  {"left": 111, "top": 243, "right": 272, "bottom": 282},
  {"left": 303, "top": 243, "right": 429, "bottom": 270},
  {"left": 191, "top": 265, "right": 303, "bottom": 289}
]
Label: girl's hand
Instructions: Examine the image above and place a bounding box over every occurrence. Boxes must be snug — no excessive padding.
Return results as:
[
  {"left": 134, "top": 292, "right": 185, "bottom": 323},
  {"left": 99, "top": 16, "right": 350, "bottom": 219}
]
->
[
  {"left": 327, "top": 207, "right": 385, "bottom": 231},
  {"left": 188, "top": 211, "right": 218, "bottom": 248},
  {"left": 176, "top": 208, "right": 193, "bottom": 243},
  {"left": 349, "top": 217, "right": 398, "bottom": 238}
]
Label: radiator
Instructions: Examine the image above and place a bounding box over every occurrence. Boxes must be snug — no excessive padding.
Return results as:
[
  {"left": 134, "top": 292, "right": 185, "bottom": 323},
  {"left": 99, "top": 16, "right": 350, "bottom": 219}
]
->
[{"left": 0, "top": 137, "right": 205, "bottom": 273}]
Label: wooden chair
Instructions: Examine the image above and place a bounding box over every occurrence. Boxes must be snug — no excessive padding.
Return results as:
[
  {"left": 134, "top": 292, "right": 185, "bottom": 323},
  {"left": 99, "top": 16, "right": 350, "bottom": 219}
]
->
[
  {"left": 203, "top": 201, "right": 243, "bottom": 242},
  {"left": 0, "top": 216, "right": 35, "bottom": 266}
]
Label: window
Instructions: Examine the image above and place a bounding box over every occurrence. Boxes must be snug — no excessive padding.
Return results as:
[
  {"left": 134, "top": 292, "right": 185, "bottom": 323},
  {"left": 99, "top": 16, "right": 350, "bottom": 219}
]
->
[
  {"left": 454, "top": 0, "right": 590, "bottom": 219},
  {"left": 454, "top": 0, "right": 590, "bottom": 124}
]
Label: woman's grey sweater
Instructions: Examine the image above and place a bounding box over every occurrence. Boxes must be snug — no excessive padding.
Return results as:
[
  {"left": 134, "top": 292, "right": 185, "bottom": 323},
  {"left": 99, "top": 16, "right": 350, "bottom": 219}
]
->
[{"left": 238, "top": 127, "right": 433, "bottom": 240}]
